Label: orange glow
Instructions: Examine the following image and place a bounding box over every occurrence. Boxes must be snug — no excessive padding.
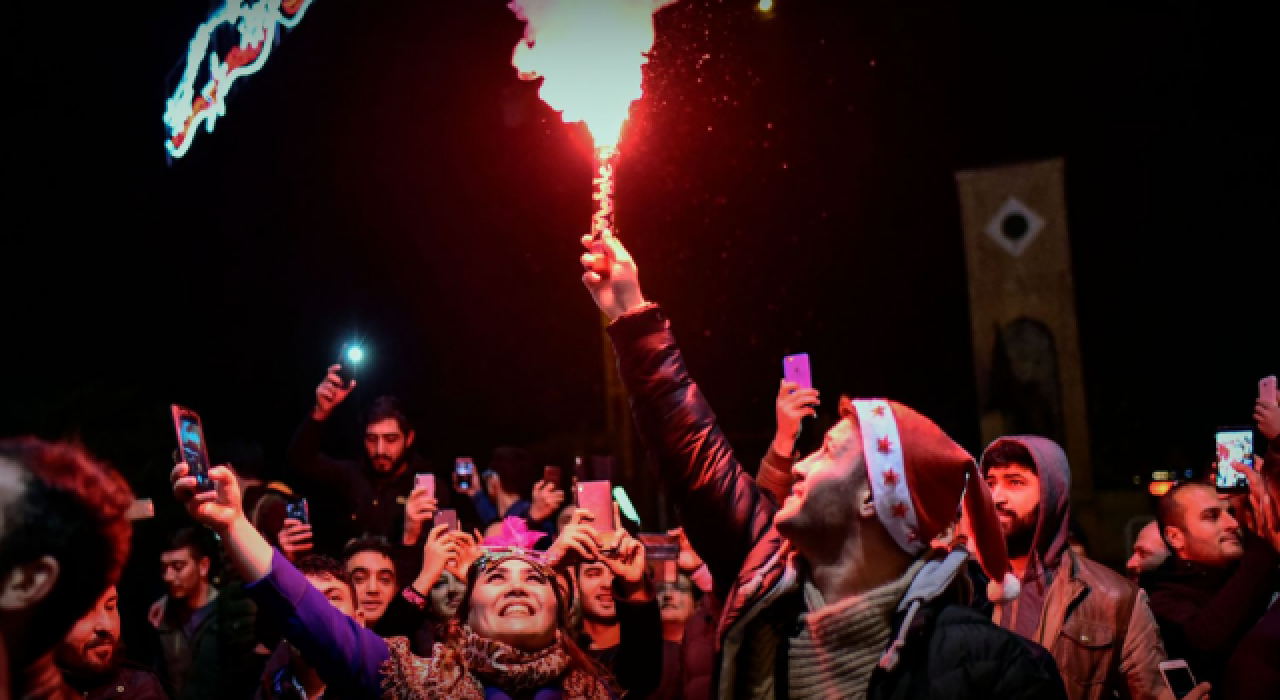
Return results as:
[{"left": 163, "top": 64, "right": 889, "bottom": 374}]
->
[
  {"left": 1148, "top": 481, "right": 1174, "bottom": 497},
  {"left": 509, "top": 0, "right": 678, "bottom": 151}
]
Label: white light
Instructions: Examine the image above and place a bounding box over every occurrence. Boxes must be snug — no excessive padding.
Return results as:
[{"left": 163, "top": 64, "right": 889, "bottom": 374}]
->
[
  {"left": 758, "top": 0, "right": 774, "bottom": 12},
  {"left": 346, "top": 346, "right": 365, "bottom": 364}
]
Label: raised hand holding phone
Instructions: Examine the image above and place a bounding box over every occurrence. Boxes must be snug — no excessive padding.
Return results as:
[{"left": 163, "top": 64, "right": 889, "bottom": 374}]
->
[
  {"left": 403, "top": 475, "right": 439, "bottom": 546},
  {"left": 171, "top": 405, "right": 215, "bottom": 493},
  {"left": 313, "top": 364, "right": 355, "bottom": 421},
  {"left": 1256, "top": 375, "right": 1280, "bottom": 441}
]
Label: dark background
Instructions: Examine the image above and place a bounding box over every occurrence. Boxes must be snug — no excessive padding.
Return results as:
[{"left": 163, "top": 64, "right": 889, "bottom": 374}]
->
[{"left": 3, "top": 1, "right": 1277, "bottom": 536}]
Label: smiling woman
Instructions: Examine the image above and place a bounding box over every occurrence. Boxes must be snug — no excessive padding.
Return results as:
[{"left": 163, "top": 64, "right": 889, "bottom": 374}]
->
[{"left": 169, "top": 463, "right": 615, "bottom": 700}]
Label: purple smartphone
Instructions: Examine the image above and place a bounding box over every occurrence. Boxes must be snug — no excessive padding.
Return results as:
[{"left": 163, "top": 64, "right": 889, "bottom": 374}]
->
[
  {"left": 415, "top": 473, "right": 435, "bottom": 499},
  {"left": 434, "top": 509, "right": 458, "bottom": 532},
  {"left": 783, "top": 353, "right": 812, "bottom": 389},
  {"left": 576, "top": 480, "right": 616, "bottom": 532}
]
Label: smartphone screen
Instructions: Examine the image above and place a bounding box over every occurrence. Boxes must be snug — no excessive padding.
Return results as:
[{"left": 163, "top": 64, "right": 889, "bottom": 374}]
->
[
  {"left": 1215, "top": 428, "right": 1253, "bottom": 491},
  {"left": 455, "top": 458, "right": 475, "bottom": 490},
  {"left": 434, "top": 509, "right": 458, "bottom": 532},
  {"left": 576, "top": 481, "right": 615, "bottom": 532},
  {"left": 171, "top": 405, "right": 214, "bottom": 492},
  {"left": 783, "top": 353, "right": 813, "bottom": 389},
  {"left": 1262, "top": 376, "right": 1278, "bottom": 405},
  {"left": 285, "top": 498, "right": 310, "bottom": 525},
  {"left": 1161, "top": 665, "right": 1197, "bottom": 699}
]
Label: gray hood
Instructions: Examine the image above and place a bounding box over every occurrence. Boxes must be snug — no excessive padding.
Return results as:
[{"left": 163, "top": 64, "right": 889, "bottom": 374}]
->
[{"left": 980, "top": 435, "right": 1072, "bottom": 573}]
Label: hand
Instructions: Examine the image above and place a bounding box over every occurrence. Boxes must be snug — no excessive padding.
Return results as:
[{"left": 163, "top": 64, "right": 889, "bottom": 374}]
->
[
  {"left": 1239, "top": 462, "right": 1280, "bottom": 552},
  {"left": 452, "top": 469, "right": 481, "bottom": 498},
  {"left": 669, "top": 527, "right": 704, "bottom": 573},
  {"left": 312, "top": 364, "right": 355, "bottom": 422},
  {"left": 774, "top": 380, "right": 820, "bottom": 457},
  {"left": 146, "top": 596, "right": 167, "bottom": 629},
  {"left": 450, "top": 530, "right": 482, "bottom": 577},
  {"left": 172, "top": 463, "right": 242, "bottom": 533},
  {"left": 278, "top": 518, "right": 314, "bottom": 562},
  {"left": 546, "top": 509, "right": 603, "bottom": 569},
  {"left": 415, "top": 524, "right": 462, "bottom": 592},
  {"left": 529, "top": 480, "right": 565, "bottom": 522},
  {"left": 402, "top": 488, "right": 439, "bottom": 545},
  {"left": 1256, "top": 397, "right": 1280, "bottom": 441},
  {"left": 603, "top": 533, "right": 650, "bottom": 601},
  {"left": 580, "top": 231, "right": 647, "bottom": 322},
  {"left": 1182, "top": 682, "right": 1212, "bottom": 700}
]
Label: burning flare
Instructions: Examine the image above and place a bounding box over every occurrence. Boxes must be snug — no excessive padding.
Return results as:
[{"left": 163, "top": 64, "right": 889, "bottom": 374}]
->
[
  {"left": 163, "top": 0, "right": 315, "bottom": 161},
  {"left": 508, "top": 0, "right": 677, "bottom": 244}
]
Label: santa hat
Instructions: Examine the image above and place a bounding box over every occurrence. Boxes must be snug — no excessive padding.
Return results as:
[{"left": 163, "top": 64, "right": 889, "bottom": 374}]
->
[{"left": 848, "top": 399, "right": 1020, "bottom": 602}]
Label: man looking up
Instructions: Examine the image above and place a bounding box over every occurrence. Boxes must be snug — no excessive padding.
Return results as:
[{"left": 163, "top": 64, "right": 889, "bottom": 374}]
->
[
  {"left": 1147, "top": 479, "right": 1279, "bottom": 689},
  {"left": 577, "top": 232, "right": 1065, "bottom": 699},
  {"left": 0, "top": 438, "right": 134, "bottom": 700},
  {"left": 287, "top": 370, "right": 437, "bottom": 553},
  {"left": 55, "top": 586, "right": 168, "bottom": 700},
  {"left": 981, "top": 438, "right": 1175, "bottom": 700}
]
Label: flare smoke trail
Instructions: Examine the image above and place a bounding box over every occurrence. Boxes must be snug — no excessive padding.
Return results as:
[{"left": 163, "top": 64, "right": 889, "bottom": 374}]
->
[{"left": 163, "top": 0, "right": 315, "bottom": 161}]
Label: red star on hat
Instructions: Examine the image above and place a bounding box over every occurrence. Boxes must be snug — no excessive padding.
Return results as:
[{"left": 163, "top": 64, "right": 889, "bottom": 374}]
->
[
  {"left": 872, "top": 405, "right": 886, "bottom": 417},
  {"left": 891, "top": 502, "right": 909, "bottom": 519},
  {"left": 883, "top": 468, "right": 899, "bottom": 487},
  {"left": 877, "top": 436, "right": 893, "bottom": 454}
]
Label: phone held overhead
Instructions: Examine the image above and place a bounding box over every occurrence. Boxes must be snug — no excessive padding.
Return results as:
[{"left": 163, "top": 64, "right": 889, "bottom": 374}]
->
[{"left": 171, "top": 404, "right": 215, "bottom": 492}]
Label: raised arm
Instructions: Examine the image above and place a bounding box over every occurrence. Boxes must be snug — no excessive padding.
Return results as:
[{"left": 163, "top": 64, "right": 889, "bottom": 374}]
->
[
  {"left": 171, "top": 464, "right": 389, "bottom": 696},
  {"left": 581, "top": 232, "right": 777, "bottom": 591},
  {"left": 285, "top": 365, "right": 359, "bottom": 486}
]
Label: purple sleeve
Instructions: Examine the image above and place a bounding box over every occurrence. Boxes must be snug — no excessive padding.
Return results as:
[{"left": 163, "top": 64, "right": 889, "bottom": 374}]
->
[{"left": 245, "top": 549, "right": 390, "bottom": 697}]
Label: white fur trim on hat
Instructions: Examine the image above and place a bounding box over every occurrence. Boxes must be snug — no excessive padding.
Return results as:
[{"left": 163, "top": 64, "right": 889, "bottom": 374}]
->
[
  {"left": 852, "top": 400, "right": 924, "bottom": 555},
  {"left": 986, "top": 572, "right": 1021, "bottom": 602}
]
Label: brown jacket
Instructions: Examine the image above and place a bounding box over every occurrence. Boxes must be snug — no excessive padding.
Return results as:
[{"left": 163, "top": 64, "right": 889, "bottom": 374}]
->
[
  {"left": 1035, "top": 549, "right": 1169, "bottom": 700},
  {"left": 982, "top": 437, "right": 1170, "bottom": 700}
]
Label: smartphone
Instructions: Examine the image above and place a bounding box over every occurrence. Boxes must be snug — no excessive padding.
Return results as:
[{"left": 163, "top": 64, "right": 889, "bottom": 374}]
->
[
  {"left": 415, "top": 473, "right": 435, "bottom": 499},
  {"left": 335, "top": 344, "right": 363, "bottom": 386},
  {"left": 1214, "top": 427, "right": 1253, "bottom": 492},
  {"left": 783, "top": 353, "right": 813, "bottom": 390},
  {"left": 170, "top": 405, "right": 215, "bottom": 492},
  {"left": 639, "top": 533, "right": 680, "bottom": 560},
  {"left": 1158, "top": 660, "right": 1197, "bottom": 699},
  {"left": 576, "top": 480, "right": 615, "bottom": 532},
  {"left": 455, "top": 458, "right": 476, "bottom": 491},
  {"left": 126, "top": 498, "right": 155, "bottom": 521},
  {"left": 543, "top": 465, "right": 561, "bottom": 486},
  {"left": 1262, "top": 375, "right": 1278, "bottom": 405},
  {"left": 434, "top": 509, "right": 458, "bottom": 532},
  {"left": 285, "top": 498, "right": 310, "bottom": 525}
]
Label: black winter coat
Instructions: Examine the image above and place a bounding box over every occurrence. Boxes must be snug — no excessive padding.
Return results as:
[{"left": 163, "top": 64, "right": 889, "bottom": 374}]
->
[{"left": 608, "top": 304, "right": 1067, "bottom": 700}]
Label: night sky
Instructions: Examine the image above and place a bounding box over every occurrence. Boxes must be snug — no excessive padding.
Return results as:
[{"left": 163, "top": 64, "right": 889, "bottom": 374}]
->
[{"left": 4, "top": 1, "right": 1277, "bottom": 527}]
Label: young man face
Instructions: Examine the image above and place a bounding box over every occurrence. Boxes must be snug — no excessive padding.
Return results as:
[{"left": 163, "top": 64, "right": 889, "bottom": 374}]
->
[
  {"left": 986, "top": 462, "right": 1041, "bottom": 558},
  {"left": 1165, "top": 484, "right": 1243, "bottom": 568},
  {"left": 345, "top": 550, "right": 396, "bottom": 624},
  {"left": 774, "top": 419, "right": 868, "bottom": 548},
  {"left": 577, "top": 562, "right": 616, "bottom": 623},
  {"left": 1126, "top": 521, "right": 1170, "bottom": 581},
  {"left": 55, "top": 586, "right": 120, "bottom": 676},
  {"left": 160, "top": 547, "right": 209, "bottom": 602},
  {"left": 364, "top": 418, "right": 413, "bottom": 474},
  {"left": 304, "top": 573, "right": 358, "bottom": 620}
]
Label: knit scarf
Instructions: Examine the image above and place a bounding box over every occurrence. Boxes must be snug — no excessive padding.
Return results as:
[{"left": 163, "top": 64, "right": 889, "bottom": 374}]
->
[
  {"left": 380, "top": 629, "right": 610, "bottom": 700},
  {"left": 786, "top": 559, "right": 925, "bottom": 699}
]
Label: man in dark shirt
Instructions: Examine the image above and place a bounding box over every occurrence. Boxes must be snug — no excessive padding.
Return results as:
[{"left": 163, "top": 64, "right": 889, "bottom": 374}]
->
[
  {"left": 57, "top": 586, "right": 168, "bottom": 700},
  {"left": 1147, "top": 479, "right": 1280, "bottom": 690},
  {"left": 286, "top": 366, "right": 440, "bottom": 555}
]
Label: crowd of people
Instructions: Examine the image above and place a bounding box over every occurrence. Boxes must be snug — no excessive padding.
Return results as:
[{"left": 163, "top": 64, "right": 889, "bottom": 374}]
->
[{"left": 2, "top": 232, "right": 1278, "bottom": 700}]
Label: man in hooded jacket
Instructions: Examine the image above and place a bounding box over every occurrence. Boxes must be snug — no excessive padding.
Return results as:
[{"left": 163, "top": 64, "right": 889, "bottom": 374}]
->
[{"left": 980, "top": 437, "right": 1193, "bottom": 700}]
